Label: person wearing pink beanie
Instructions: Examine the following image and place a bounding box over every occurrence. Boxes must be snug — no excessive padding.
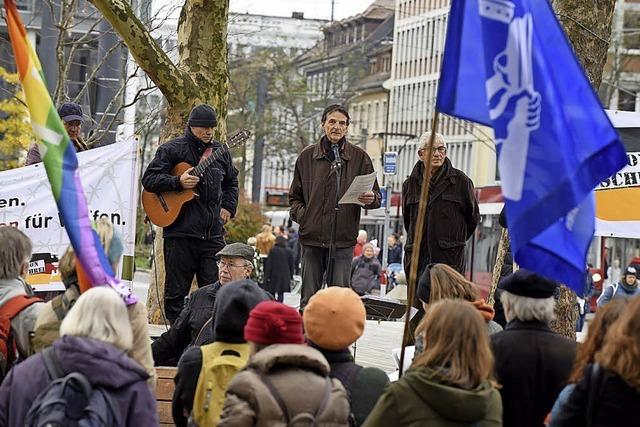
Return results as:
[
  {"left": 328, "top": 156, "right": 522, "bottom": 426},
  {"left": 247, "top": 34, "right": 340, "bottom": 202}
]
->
[{"left": 219, "top": 301, "right": 350, "bottom": 426}]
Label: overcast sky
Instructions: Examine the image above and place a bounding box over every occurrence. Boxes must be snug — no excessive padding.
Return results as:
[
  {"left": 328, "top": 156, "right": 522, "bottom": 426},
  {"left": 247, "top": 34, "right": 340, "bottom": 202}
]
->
[{"left": 154, "top": 0, "right": 377, "bottom": 22}]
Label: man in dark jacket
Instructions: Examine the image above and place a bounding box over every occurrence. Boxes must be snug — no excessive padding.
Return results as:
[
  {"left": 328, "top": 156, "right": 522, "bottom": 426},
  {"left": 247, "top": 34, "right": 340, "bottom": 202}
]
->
[
  {"left": 303, "top": 287, "right": 389, "bottom": 426},
  {"left": 151, "top": 243, "right": 254, "bottom": 366},
  {"left": 491, "top": 270, "right": 577, "bottom": 427},
  {"left": 142, "top": 104, "right": 239, "bottom": 323},
  {"left": 172, "top": 279, "right": 270, "bottom": 427},
  {"left": 402, "top": 132, "right": 479, "bottom": 277},
  {"left": 289, "top": 104, "right": 381, "bottom": 310},
  {"left": 26, "top": 102, "right": 89, "bottom": 165}
]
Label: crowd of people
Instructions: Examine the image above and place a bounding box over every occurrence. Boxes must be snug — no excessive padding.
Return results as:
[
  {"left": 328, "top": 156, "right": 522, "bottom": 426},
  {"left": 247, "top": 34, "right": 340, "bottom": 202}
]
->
[{"left": 4, "top": 224, "right": 640, "bottom": 426}]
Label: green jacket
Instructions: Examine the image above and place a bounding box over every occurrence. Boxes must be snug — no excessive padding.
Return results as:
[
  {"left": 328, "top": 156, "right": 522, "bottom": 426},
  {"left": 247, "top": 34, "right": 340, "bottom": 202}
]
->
[{"left": 363, "top": 367, "right": 502, "bottom": 427}]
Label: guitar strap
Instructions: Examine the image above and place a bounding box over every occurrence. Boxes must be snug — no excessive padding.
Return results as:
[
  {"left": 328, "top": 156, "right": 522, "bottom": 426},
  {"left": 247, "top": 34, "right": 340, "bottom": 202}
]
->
[{"left": 198, "top": 145, "right": 214, "bottom": 165}]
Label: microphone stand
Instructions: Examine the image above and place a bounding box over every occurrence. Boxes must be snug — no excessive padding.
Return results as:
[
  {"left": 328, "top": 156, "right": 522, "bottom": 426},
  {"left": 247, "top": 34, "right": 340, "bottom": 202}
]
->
[{"left": 324, "top": 144, "right": 342, "bottom": 287}]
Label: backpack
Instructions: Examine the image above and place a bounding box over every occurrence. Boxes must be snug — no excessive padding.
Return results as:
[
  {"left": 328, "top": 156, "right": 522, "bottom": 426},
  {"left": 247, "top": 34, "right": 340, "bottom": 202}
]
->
[
  {"left": 31, "top": 288, "right": 78, "bottom": 353},
  {"left": 24, "top": 347, "right": 122, "bottom": 427},
  {"left": 0, "top": 294, "right": 42, "bottom": 379},
  {"left": 256, "top": 371, "right": 333, "bottom": 427},
  {"left": 190, "top": 342, "right": 251, "bottom": 427}
]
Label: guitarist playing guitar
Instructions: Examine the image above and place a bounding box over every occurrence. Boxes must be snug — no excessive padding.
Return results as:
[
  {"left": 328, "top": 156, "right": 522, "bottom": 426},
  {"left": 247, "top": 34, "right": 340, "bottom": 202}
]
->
[{"left": 142, "top": 104, "right": 240, "bottom": 324}]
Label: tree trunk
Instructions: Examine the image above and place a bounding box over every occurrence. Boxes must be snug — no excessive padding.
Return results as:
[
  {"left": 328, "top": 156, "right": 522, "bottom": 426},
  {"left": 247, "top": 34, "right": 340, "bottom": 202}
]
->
[
  {"left": 91, "top": 0, "right": 231, "bottom": 323},
  {"left": 548, "top": 0, "right": 617, "bottom": 338}
]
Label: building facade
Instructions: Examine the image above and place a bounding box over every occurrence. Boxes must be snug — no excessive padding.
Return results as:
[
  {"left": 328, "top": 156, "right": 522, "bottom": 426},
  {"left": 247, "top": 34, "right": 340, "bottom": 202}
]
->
[{"left": 387, "top": 0, "right": 496, "bottom": 194}]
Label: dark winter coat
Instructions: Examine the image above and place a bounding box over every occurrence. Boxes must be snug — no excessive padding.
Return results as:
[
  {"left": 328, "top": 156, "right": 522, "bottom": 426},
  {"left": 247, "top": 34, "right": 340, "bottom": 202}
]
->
[
  {"left": 25, "top": 137, "right": 88, "bottom": 165},
  {"left": 491, "top": 320, "right": 577, "bottom": 427},
  {"left": 387, "top": 243, "right": 403, "bottom": 265},
  {"left": 0, "top": 335, "right": 157, "bottom": 427},
  {"left": 315, "top": 346, "right": 389, "bottom": 426},
  {"left": 350, "top": 256, "right": 381, "bottom": 295},
  {"left": 363, "top": 366, "right": 502, "bottom": 427},
  {"left": 264, "top": 237, "right": 294, "bottom": 294},
  {"left": 142, "top": 127, "right": 239, "bottom": 240},
  {"left": 402, "top": 158, "right": 479, "bottom": 275},
  {"left": 152, "top": 282, "right": 221, "bottom": 366},
  {"left": 550, "top": 364, "right": 640, "bottom": 427},
  {"left": 289, "top": 137, "right": 381, "bottom": 248}
]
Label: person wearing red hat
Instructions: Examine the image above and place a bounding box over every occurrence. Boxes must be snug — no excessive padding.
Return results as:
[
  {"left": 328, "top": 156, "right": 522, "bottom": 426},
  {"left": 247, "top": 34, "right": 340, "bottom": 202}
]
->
[{"left": 219, "top": 301, "right": 350, "bottom": 426}]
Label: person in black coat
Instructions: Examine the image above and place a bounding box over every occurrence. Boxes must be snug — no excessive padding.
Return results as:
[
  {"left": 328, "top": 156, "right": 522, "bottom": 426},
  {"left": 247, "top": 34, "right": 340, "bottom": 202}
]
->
[
  {"left": 491, "top": 270, "right": 577, "bottom": 427},
  {"left": 264, "top": 236, "right": 294, "bottom": 302},
  {"left": 142, "top": 104, "right": 239, "bottom": 323},
  {"left": 402, "top": 132, "right": 479, "bottom": 277}
]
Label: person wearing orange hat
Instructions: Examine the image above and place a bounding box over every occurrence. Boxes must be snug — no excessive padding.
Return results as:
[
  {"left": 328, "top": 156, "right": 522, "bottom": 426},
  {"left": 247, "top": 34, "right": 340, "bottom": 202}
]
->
[
  {"left": 219, "top": 301, "right": 350, "bottom": 426},
  {"left": 303, "top": 287, "right": 389, "bottom": 426}
]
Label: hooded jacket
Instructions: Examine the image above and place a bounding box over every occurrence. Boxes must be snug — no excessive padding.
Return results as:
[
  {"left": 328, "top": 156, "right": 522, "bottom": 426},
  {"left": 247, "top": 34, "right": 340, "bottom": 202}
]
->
[
  {"left": 142, "top": 127, "right": 239, "bottom": 240},
  {"left": 0, "top": 335, "right": 157, "bottom": 427},
  {"left": 219, "top": 344, "right": 350, "bottom": 426},
  {"left": 363, "top": 367, "right": 502, "bottom": 427}
]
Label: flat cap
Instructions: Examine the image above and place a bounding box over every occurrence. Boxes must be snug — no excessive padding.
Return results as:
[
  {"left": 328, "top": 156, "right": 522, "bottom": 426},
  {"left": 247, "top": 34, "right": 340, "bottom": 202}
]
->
[
  {"left": 499, "top": 269, "right": 558, "bottom": 299},
  {"left": 216, "top": 243, "right": 254, "bottom": 263}
]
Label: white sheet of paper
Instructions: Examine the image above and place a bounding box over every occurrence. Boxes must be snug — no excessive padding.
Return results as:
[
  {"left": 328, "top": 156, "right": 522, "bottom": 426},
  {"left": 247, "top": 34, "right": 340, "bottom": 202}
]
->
[{"left": 338, "top": 171, "right": 377, "bottom": 206}]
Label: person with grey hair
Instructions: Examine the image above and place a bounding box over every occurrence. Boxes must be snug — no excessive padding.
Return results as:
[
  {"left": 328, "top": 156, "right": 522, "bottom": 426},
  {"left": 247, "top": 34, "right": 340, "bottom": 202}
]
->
[
  {"left": 491, "top": 270, "right": 577, "bottom": 427},
  {"left": 402, "top": 131, "right": 479, "bottom": 277},
  {"left": 0, "top": 287, "right": 158, "bottom": 426},
  {"left": 0, "top": 226, "right": 43, "bottom": 374},
  {"left": 152, "top": 242, "right": 259, "bottom": 366}
]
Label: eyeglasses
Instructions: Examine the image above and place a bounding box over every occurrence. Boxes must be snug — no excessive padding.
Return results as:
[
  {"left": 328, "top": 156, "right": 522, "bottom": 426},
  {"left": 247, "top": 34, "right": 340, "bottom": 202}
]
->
[
  {"left": 421, "top": 146, "right": 446, "bottom": 154},
  {"left": 217, "top": 261, "right": 247, "bottom": 270}
]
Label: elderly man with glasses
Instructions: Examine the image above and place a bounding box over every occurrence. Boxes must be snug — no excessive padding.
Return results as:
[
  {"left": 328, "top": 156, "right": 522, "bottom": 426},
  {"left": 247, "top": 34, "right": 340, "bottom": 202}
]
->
[
  {"left": 402, "top": 131, "right": 480, "bottom": 278},
  {"left": 26, "top": 102, "right": 89, "bottom": 165},
  {"left": 152, "top": 243, "right": 267, "bottom": 366}
]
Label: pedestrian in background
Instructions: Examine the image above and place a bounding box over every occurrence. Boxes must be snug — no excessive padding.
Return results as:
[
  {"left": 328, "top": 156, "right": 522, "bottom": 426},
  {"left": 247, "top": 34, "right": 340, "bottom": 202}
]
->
[
  {"left": 386, "top": 234, "right": 403, "bottom": 265},
  {"left": 597, "top": 265, "right": 640, "bottom": 307},
  {"left": 219, "top": 301, "right": 350, "bottom": 426},
  {"left": 354, "top": 230, "right": 368, "bottom": 257},
  {"left": 363, "top": 300, "right": 502, "bottom": 427},
  {"left": 351, "top": 243, "right": 381, "bottom": 296},
  {"left": 264, "top": 236, "right": 294, "bottom": 302},
  {"left": 304, "top": 287, "right": 389, "bottom": 426}
]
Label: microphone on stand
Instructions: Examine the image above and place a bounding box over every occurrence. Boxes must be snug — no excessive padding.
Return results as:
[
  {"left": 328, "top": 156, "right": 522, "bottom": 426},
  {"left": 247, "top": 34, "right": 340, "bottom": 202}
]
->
[{"left": 332, "top": 144, "right": 342, "bottom": 170}]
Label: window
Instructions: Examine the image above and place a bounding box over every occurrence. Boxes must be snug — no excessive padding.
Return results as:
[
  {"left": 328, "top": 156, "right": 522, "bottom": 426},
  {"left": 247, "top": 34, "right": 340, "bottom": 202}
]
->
[
  {"left": 624, "top": 11, "right": 640, "bottom": 50},
  {"left": 618, "top": 89, "right": 638, "bottom": 111}
]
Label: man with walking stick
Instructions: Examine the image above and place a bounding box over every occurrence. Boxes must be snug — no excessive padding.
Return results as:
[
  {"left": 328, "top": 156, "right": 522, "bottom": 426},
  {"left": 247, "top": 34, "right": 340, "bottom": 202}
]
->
[{"left": 289, "top": 104, "right": 381, "bottom": 311}]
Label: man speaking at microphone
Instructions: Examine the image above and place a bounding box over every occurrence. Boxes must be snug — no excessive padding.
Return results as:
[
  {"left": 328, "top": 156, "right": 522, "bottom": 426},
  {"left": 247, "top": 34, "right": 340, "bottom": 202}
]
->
[{"left": 289, "top": 104, "right": 381, "bottom": 310}]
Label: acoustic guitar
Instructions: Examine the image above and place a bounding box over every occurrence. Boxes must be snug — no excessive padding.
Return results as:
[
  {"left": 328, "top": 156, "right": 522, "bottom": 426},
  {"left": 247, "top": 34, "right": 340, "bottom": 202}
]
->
[{"left": 142, "top": 129, "right": 251, "bottom": 227}]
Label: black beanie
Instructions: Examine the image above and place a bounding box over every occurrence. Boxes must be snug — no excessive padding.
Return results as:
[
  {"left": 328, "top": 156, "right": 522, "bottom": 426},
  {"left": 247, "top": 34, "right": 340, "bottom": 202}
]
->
[
  {"left": 213, "top": 279, "right": 271, "bottom": 343},
  {"left": 188, "top": 104, "right": 218, "bottom": 127}
]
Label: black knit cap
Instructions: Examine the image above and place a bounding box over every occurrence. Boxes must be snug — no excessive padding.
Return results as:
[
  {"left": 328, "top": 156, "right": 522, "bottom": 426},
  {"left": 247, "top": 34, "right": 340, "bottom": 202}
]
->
[
  {"left": 188, "top": 104, "right": 217, "bottom": 128},
  {"left": 417, "top": 263, "right": 436, "bottom": 304},
  {"left": 212, "top": 279, "right": 271, "bottom": 343},
  {"left": 499, "top": 269, "right": 558, "bottom": 299}
]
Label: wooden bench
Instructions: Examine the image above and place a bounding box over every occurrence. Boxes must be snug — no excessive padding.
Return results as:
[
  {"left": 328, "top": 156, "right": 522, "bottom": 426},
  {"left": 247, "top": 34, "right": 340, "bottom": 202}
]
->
[{"left": 155, "top": 367, "right": 177, "bottom": 427}]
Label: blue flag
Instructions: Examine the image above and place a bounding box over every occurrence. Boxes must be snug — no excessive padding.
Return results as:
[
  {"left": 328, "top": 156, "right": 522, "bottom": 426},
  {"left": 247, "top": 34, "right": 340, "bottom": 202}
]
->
[{"left": 436, "top": 0, "right": 627, "bottom": 292}]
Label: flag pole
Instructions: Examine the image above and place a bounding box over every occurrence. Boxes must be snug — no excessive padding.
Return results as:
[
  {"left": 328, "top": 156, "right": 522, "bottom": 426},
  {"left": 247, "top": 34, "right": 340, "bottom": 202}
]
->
[
  {"left": 399, "top": 111, "right": 439, "bottom": 377},
  {"left": 487, "top": 228, "right": 510, "bottom": 307}
]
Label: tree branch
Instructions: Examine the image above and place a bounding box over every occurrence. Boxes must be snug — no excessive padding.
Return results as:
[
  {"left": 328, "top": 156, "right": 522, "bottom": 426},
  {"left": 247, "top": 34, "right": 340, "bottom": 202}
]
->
[{"left": 89, "top": 0, "right": 197, "bottom": 108}]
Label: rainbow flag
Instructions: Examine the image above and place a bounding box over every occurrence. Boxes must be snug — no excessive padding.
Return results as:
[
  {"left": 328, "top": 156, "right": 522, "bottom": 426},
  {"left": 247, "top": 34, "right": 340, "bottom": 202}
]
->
[{"left": 4, "top": 0, "right": 136, "bottom": 305}]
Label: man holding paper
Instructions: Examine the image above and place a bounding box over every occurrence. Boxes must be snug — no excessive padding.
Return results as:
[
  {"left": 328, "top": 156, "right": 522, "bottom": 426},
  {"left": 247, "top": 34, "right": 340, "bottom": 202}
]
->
[{"left": 289, "top": 104, "right": 381, "bottom": 309}]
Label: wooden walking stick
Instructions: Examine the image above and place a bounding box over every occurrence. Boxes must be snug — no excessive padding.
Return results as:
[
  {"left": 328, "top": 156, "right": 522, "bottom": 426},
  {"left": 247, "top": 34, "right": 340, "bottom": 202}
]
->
[
  {"left": 399, "top": 112, "right": 439, "bottom": 377},
  {"left": 487, "top": 227, "right": 510, "bottom": 307}
]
